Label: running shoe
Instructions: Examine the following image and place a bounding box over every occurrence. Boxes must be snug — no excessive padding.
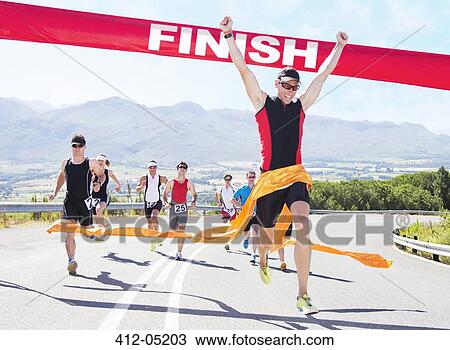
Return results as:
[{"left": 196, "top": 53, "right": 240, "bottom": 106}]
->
[
  {"left": 149, "top": 239, "right": 164, "bottom": 251},
  {"left": 259, "top": 266, "right": 272, "bottom": 285},
  {"left": 243, "top": 239, "right": 249, "bottom": 249},
  {"left": 224, "top": 244, "right": 230, "bottom": 251},
  {"left": 67, "top": 260, "right": 78, "bottom": 275},
  {"left": 250, "top": 254, "right": 257, "bottom": 264},
  {"left": 296, "top": 294, "right": 319, "bottom": 315},
  {"left": 175, "top": 252, "right": 182, "bottom": 261},
  {"left": 280, "top": 262, "right": 287, "bottom": 271}
]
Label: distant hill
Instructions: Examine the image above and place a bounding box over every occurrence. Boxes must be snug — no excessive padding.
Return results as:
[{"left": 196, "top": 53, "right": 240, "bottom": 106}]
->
[{"left": 1, "top": 96, "right": 449, "bottom": 166}]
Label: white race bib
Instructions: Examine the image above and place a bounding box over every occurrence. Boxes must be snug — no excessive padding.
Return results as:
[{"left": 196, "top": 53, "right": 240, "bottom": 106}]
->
[
  {"left": 174, "top": 203, "right": 187, "bottom": 214},
  {"left": 223, "top": 206, "right": 236, "bottom": 217},
  {"left": 146, "top": 201, "right": 158, "bottom": 208},
  {"left": 84, "top": 196, "right": 100, "bottom": 210}
]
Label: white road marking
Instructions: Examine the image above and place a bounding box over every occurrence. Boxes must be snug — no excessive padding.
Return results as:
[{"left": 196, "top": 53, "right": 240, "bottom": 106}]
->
[
  {"left": 98, "top": 250, "right": 175, "bottom": 330},
  {"left": 164, "top": 246, "right": 206, "bottom": 330}
]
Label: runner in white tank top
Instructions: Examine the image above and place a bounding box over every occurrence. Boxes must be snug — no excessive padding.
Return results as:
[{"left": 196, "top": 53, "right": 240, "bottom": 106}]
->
[{"left": 136, "top": 160, "right": 168, "bottom": 251}]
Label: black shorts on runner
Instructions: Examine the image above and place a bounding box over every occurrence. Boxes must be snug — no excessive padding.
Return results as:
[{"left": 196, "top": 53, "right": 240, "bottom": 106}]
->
[
  {"left": 244, "top": 216, "right": 258, "bottom": 232},
  {"left": 284, "top": 224, "right": 293, "bottom": 237},
  {"left": 144, "top": 200, "right": 163, "bottom": 218},
  {"left": 169, "top": 203, "right": 188, "bottom": 230},
  {"left": 256, "top": 182, "right": 309, "bottom": 228},
  {"left": 62, "top": 197, "right": 93, "bottom": 227},
  {"left": 92, "top": 195, "right": 110, "bottom": 215}
]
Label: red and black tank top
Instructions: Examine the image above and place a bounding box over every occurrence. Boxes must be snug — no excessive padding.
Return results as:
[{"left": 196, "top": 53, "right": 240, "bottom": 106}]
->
[{"left": 255, "top": 96, "right": 306, "bottom": 171}]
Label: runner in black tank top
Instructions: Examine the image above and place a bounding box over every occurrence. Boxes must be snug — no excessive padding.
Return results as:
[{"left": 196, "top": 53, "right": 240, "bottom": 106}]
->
[
  {"left": 48, "top": 134, "right": 105, "bottom": 275},
  {"left": 63, "top": 157, "right": 93, "bottom": 225},
  {"left": 93, "top": 168, "right": 109, "bottom": 201},
  {"left": 92, "top": 154, "right": 121, "bottom": 233},
  {"left": 222, "top": 16, "right": 348, "bottom": 314}
]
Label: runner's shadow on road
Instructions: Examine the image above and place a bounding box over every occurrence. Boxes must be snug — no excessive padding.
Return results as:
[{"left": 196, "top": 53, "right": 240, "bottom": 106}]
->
[
  {"left": 101, "top": 252, "right": 151, "bottom": 267},
  {"left": 228, "top": 249, "right": 278, "bottom": 260},
  {"left": 0, "top": 279, "right": 442, "bottom": 331},
  {"left": 267, "top": 266, "right": 354, "bottom": 283},
  {"left": 320, "top": 308, "right": 426, "bottom": 314},
  {"left": 135, "top": 290, "right": 432, "bottom": 331},
  {"left": 63, "top": 271, "right": 146, "bottom": 292},
  {"left": 154, "top": 251, "right": 239, "bottom": 272}
]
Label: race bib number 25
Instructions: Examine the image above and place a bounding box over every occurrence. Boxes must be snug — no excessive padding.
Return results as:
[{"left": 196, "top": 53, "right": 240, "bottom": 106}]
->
[{"left": 174, "top": 203, "right": 187, "bottom": 214}]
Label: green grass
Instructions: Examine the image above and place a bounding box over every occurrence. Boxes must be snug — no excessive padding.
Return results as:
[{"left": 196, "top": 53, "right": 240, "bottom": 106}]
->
[
  {"left": 400, "top": 214, "right": 450, "bottom": 245},
  {"left": 0, "top": 212, "right": 60, "bottom": 228},
  {"left": 398, "top": 213, "right": 450, "bottom": 264}
]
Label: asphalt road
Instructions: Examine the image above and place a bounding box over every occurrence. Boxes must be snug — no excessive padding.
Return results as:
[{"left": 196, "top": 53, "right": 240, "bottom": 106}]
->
[{"left": 0, "top": 214, "right": 449, "bottom": 330}]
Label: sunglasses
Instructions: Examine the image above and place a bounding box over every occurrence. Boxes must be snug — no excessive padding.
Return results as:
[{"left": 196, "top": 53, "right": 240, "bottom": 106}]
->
[
  {"left": 248, "top": 176, "right": 256, "bottom": 179},
  {"left": 178, "top": 166, "right": 187, "bottom": 170},
  {"left": 149, "top": 166, "right": 157, "bottom": 169},
  {"left": 71, "top": 144, "right": 84, "bottom": 148},
  {"left": 279, "top": 81, "right": 300, "bottom": 91},
  {"left": 225, "top": 178, "right": 231, "bottom": 181}
]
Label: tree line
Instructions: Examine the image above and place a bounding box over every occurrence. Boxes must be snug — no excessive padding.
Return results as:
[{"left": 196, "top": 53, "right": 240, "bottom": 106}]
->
[{"left": 310, "top": 166, "right": 450, "bottom": 211}]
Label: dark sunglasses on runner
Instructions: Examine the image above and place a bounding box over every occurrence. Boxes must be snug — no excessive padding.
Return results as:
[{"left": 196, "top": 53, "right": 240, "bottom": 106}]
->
[
  {"left": 248, "top": 176, "right": 256, "bottom": 179},
  {"left": 71, "top": 143, "right": 84, "bottom": 148},
  {"left": 279, "top": 81, "right": 300, "bottom": 91},
  {"left": 225, "top": 178, "right": 231, "bottom": 181},
  {"left": 178, "top": 166, "right": 187, "bottom": 170}
]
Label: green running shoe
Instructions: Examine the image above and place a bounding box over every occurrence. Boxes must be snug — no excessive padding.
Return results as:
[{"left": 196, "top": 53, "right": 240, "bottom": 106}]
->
[
  {"left": 259, "top": 266, "right": 272, "bottom": 285},
  {"left": 149, "top": 239, "right": 164, "bottom": 251},
  {"left": 296, "top": 294, "right": 318, "bottom": 315}
]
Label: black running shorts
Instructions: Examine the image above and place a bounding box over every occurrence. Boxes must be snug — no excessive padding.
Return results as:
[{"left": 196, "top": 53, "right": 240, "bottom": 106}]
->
[{"left": 256, "top": 182, "right": 309, "bottom": 228}]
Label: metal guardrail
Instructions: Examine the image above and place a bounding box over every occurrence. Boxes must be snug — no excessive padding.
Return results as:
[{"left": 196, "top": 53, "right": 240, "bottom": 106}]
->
[
  {"left": 0, "top": 202, "right": 219, "bottom": 213},
  {"left": 393, "top": 234, "right": 450, "bottom": 258},
  {"left": 308, "top": 209, "right": 444, "bottom": 215},
  {"left": 0, "top": 202, "right": 445, "bottom": 215},
  {"left": 2, "top": 201, "right": 448, "bottom": 261}
]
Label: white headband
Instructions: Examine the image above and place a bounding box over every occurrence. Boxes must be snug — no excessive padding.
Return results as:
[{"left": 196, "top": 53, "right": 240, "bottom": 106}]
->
[{"left": 96, "top": 154, "right": 107, "bottom": 162}]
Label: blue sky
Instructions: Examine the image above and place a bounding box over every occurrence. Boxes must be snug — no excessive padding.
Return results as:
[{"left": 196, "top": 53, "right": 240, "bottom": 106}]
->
[{"left": 1, "top": 0, "right": 449, "bottom": 134}]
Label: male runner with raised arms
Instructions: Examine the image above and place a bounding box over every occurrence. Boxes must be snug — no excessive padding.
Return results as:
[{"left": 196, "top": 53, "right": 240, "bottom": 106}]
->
[
  {"left": 162, "top": 161, "right": 197, "bottom": 260},
  {"left": 48, "top": 134, "right": 104, "bottom": 275},
  {"left": 220, "top": 16, "right": 348, "bottom": 314}
]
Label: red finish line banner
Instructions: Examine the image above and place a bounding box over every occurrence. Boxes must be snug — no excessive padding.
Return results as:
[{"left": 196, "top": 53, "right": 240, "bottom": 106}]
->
[{"left": 0, "top": 1, "right": 449, "bottom": 90}]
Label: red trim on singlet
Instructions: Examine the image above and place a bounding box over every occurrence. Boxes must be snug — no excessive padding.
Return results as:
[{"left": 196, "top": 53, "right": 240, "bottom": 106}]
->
[
  {"left": 172, "top": 178, "right": 189, "bottom": 203},
  {"left": 296, "top": 110, "right": 306, "bottom": 164},
  {"left": 256, "top": 107, "right": 272, "bottom": 171}
]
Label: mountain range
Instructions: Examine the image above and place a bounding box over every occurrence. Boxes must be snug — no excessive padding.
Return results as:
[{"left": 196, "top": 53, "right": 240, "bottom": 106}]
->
[{"left": 1, "top": 96, "right": 449, "bottom": 167}]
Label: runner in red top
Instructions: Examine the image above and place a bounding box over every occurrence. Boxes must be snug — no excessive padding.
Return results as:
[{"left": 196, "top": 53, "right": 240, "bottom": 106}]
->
[
  {"left": 163, "top": 161, "right": 197, "bottom": 260},
  {"left": 221, "top": 16, "right": 348, "bottom": 314}
]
